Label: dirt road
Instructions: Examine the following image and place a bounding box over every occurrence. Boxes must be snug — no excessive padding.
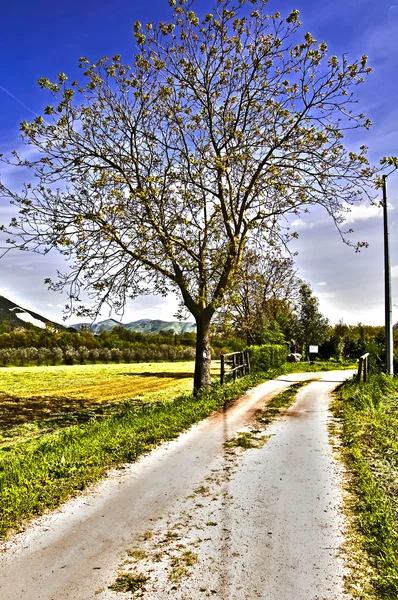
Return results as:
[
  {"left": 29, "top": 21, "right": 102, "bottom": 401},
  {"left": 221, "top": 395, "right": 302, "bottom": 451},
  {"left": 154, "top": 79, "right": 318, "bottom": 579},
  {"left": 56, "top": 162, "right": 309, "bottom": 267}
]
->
[{"left": 0, "top": 370, "right": 353, "bottom": 599}]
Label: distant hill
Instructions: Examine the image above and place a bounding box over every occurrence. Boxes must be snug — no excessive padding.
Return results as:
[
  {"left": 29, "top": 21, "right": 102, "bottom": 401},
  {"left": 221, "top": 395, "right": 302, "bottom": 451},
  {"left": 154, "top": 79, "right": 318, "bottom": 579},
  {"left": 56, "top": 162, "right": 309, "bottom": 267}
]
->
[
  {"left": 70, "top": 318, "right": 196, "bottom": 335},
  {"left": 0, "top": 295, "right": 65, "bottom": 331},
  {"left": 0, "top": 294, "right": 195, "bottom": 335}
]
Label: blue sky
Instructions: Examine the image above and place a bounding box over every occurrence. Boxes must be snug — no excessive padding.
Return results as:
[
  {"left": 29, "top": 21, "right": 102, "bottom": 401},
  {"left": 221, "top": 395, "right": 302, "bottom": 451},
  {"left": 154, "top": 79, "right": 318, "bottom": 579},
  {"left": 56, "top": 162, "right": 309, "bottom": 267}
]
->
[{"left": 0, "top": 0, "right": 397, "bottom": 326}]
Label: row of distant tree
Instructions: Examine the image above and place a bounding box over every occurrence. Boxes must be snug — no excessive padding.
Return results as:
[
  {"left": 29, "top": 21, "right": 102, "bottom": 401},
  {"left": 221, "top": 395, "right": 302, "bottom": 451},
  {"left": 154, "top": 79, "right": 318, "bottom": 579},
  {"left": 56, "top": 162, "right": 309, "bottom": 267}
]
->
[
  {"left": 0, "top": 344, "right": 197, "bottom": 367},
  {"left": 0, "top": 264, "right": 395, "bottom": 368},
  {"left": 0, "top": 324, "right": 198, "bottom": 349}
]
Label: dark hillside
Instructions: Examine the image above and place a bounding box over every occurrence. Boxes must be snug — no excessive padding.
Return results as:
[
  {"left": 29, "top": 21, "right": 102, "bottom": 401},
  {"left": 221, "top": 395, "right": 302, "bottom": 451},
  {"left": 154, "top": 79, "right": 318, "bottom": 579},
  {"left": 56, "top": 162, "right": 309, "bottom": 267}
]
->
[{"left": 0, "top": 295, "right": 65, "bottom": 330}]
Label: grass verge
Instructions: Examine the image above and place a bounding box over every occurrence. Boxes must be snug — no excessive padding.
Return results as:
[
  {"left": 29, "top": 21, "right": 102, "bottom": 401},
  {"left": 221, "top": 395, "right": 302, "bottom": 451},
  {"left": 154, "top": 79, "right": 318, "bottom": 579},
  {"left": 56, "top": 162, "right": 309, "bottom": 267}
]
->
[
  {"left": 278, "top": 360, "right": 356, "bottom": 374},
  {"left": 0, "top": 371, "right": 271, "bottom": 540},
  {"left": 332, "top": 373, "right": 398, "bottom": 599}
]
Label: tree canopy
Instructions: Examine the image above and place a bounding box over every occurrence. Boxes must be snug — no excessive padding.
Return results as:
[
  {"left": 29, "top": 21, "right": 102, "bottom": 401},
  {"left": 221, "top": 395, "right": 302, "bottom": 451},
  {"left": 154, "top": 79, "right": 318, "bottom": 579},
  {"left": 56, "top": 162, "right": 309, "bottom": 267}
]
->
[
  {"left": 0, "top": 0, "right": 380, "bottom": 390},
  {"left": 290, "top": 282, "right": 330, "bottom": 356},
  {"left": 218, "top": 249, "right": 299, "bottom": 344}
]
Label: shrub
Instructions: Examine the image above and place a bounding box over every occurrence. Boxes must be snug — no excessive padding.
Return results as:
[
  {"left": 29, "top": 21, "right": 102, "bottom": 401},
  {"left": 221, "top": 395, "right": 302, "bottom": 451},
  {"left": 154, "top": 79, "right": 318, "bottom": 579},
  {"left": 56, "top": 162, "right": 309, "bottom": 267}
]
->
[
  {"left": 64, "top": 346, "right": 76, "bottom": 365},
  {"left": 77, "top": 346, "right": 89, "bottom": 365},
  {"left": 248, "top": 344, "right": 287, "bottom": 373},
  {"left": 37, "top": 347, "right": 52, "bottom": 366},
  {"left": 111, "top": 348, "right": 122, "bottom": 363},
  {"left": 122, "top": 348, "right": 132, "bottom": 363},
  {"left": 99, "top": 348, "right": 112, "bottom": 363},
  {"left": 50, "top": 347, "right": 63, "bottom": 365},
  {"left": 0, "top": 348, "right": 12, "bottom": 367},
  {"left": 89, "top": 348, "right": 99, "bottom": 363}
]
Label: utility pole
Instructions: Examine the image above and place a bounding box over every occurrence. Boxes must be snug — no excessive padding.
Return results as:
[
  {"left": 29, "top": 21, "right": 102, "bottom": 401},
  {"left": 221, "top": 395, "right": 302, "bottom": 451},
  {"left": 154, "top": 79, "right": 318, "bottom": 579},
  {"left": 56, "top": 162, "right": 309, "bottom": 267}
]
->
[{"left": 383, "top": 174, "right": 394, "bottom": 375}]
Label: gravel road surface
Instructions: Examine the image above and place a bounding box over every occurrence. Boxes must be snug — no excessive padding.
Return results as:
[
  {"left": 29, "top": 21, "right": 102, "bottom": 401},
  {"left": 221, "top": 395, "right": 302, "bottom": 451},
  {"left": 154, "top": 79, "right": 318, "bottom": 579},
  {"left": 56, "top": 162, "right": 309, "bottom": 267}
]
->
[{"left": 0, "top": 370, "right": 353, "bottom": 600}]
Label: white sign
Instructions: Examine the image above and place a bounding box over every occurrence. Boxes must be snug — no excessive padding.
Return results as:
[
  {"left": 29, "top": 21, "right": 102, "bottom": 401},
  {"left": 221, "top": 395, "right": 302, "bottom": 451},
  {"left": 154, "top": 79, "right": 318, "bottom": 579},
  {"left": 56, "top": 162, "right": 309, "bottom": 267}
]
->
[{"left": 309, "top": 345, "right": 319, "bottom": 353}]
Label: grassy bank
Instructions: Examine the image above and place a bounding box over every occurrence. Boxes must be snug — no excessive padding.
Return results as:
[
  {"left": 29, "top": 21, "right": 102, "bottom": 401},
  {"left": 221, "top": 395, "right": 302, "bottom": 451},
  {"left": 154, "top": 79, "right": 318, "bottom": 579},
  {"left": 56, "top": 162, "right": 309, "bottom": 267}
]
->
[
  {"left": 0, "top": 371, "right": 273, "bottom": 540},
  {"left": 332, "top": 374, "right": 398, "bottom": 599}
]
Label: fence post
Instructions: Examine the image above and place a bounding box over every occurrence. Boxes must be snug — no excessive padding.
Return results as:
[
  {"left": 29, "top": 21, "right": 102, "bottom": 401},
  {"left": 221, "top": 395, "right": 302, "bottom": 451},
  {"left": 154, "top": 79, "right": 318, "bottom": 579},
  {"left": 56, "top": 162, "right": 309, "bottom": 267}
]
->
[
  {"left": 232, "top": 354, "right": 237, "bottom": 380},
  {"left": 357, "top": 356, "right": 363, "bottom": 382},
  {"left": 246, "top": 350, "right": 251, "bottom": 374},
  {"left": 220, "top": 354, "right": 225, "bottom": 385},
  {"left": 357, "top": 353, "right": 370, "bottom": 383}
]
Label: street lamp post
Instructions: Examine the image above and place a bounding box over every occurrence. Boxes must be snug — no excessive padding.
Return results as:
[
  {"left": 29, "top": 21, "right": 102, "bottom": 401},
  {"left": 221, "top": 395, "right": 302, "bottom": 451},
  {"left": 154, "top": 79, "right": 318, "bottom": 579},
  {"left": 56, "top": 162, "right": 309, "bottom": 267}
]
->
[{"left": 382, "top": 174, "right": 394, "bottom": 376}]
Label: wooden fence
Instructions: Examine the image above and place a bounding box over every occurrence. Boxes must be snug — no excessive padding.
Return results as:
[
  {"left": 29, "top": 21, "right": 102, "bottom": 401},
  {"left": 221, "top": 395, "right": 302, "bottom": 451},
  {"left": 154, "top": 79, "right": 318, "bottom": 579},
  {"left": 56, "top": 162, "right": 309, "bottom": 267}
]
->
[
  {"left": 220, "top": 350, "right": 250, "bottom": 385},
  {"left": 357, "top": 352, "right": 370, "bottom": 382}
]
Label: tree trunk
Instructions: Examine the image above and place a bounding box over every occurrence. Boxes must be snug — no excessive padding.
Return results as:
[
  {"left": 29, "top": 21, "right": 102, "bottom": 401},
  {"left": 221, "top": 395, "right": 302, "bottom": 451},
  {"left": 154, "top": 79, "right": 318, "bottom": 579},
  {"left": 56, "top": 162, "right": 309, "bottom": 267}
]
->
[{"left": 193, "top": 315, "right": 212, "bottom": 395}]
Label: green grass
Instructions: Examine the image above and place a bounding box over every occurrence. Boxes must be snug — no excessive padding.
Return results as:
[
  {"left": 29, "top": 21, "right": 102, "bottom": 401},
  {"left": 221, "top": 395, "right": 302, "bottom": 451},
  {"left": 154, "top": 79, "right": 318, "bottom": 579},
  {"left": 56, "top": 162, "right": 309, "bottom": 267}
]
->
[
  {"left": 0, "top": 371, "right": 271, "bottom": 539},
  {"left": 225, "top": 431, "right": 268, "bottom": 449},
  {"left": 278, "top": 360, "right": 356, "bottom": 374},
  {"left": 257, "top": 380, "right": 314, "bottom": 424},
  {"left": 0, "top": 361, "right": 204, "bottom": 399},
  {"left": 108, "top": 572, "right": 148, "bottom": 593},
  {"left": 169, "top": 550, "right": 199, "bottom": 582},
  {"left": 332, "top": 373, "right": 398, "bottom": 599}
]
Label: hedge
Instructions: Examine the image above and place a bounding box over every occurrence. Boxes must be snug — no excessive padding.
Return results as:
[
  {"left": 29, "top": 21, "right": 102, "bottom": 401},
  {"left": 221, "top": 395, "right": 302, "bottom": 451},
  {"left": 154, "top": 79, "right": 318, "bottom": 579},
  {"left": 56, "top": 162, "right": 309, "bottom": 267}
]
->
[{"left": 248, "top": 344, "right": 288, "bottom": 373}]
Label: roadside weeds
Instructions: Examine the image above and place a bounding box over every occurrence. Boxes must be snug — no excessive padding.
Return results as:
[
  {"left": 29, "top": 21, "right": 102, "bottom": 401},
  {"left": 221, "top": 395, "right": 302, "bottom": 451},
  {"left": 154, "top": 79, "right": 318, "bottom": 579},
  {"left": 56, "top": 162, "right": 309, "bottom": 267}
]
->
[{"left": 331, "top": 374, "right": 398, "bottom": 600}]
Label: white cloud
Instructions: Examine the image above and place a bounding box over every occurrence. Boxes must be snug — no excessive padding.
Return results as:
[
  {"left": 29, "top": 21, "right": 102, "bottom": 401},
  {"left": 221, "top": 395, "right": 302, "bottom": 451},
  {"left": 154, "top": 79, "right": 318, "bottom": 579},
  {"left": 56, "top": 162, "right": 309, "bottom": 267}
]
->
[
  {"left": 391, "top": 265, "right": 398, "bottom": 277},
  {"left": 316, "top": 281, "right": 327, "bottom": 286},
  {"left": 342, "top": 203, "right": 383, "bottom": 225},
  {"left": 290, "top": 218, "right": 314, "bottom": 230}
]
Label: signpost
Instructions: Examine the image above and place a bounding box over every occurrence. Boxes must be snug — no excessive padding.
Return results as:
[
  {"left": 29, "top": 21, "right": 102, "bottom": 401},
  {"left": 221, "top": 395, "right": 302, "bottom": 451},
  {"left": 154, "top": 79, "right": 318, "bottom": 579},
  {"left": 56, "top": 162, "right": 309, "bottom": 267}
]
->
[{"left": 308, "top": 345, "right": 319, "bottom": 363}]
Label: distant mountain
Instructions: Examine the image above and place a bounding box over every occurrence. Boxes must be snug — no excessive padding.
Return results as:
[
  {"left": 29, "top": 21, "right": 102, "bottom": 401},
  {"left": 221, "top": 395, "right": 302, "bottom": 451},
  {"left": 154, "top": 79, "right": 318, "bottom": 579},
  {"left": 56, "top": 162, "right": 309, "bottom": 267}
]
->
[
  {"left": 0, "top": 295, "right": 65, "bottom": 331},
  {"left": 70, "top": 318, "right": 122, "bottom": 334},
  {"left": 71, "top": 318, "right": 196, "bottom": 335}
]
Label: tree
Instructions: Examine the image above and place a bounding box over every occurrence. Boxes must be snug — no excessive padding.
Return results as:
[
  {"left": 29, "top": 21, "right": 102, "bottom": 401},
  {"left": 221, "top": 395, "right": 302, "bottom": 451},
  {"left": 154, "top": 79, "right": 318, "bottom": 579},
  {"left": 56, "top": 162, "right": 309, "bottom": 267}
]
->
[
  {"left": 77, "top": 345, "right": 90, "bottom": 364},
  {"left": 291, "top": 282, "right": 330, "bottom": 357},
  {"left": 0, "top": 0, "right": 378, "bottom": 392},
  {"left": 218, "top": 249, "right": 299, "bottom": 344}
]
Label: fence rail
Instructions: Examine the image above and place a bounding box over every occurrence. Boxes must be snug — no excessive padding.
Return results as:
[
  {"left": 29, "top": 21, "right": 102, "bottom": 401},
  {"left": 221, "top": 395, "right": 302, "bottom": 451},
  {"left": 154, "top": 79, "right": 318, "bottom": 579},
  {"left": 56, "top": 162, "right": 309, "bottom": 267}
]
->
[
  {"left": 220, "top": 350, "right": 250, "bottom": 385},
  {"left": 357, "top": 352, "right": 370, "bottom": 382}
]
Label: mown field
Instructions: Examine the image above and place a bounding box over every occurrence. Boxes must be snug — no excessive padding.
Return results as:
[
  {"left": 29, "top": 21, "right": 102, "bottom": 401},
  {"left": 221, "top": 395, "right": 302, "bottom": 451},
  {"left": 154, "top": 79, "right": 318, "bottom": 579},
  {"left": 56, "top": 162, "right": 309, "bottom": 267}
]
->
[{"left": 0, "top": 361, "right": 219, "bottom": 447}]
